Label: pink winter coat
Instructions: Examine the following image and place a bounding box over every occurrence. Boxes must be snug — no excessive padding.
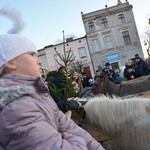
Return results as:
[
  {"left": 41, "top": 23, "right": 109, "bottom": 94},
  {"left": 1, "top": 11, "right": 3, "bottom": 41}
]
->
[{"left": 0, "top": 74, "right": 104, "bottom": 150}]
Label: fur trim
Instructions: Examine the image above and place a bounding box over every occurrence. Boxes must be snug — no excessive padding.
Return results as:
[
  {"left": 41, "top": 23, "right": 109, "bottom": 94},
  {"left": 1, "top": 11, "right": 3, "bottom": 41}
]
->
[{"left": 0, "top": 85, "right": 36, "bottom": 109}]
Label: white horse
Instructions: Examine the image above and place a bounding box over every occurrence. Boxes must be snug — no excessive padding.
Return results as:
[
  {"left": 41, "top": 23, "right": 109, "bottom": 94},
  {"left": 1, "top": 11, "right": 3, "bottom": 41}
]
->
[{"left": 84, "top": 95, "right": 150, "bottom": 150}]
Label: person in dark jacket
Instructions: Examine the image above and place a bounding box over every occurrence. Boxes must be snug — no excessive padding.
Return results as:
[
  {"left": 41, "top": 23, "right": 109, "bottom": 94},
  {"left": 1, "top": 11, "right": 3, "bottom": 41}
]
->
[
  {"left": 52, "top": 66, "right": 67, "bottom": 88},
  {"left": 124, "top": 59, "right": 137, "bottom": 80},
  {"left": 134, "top": 56, "right": 150, "bottom": 77},
  {"left": 102, "top": 62, "right": 117, "bottom": 83},
  {"left": 82, "top": 72, "right": 93, "bottom": 88}
]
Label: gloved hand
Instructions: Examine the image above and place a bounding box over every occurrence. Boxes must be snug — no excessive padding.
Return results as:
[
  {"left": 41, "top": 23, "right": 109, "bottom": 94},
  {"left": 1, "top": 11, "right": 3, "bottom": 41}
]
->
[
  {"left": 77, "top": 100, "right": 87, "bottom": 107},
  {"left": 57, "top": 98, "right": 88, "bottom": 113},
  {"left": 67, "top": 97, "right": 88, "bottom": 108}
]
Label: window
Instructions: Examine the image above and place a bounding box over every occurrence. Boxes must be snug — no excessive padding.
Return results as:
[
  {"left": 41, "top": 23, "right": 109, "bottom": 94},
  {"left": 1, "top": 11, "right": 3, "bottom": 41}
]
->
[
  {"left": 78, "top": 47, "right": 87, "bottom": 58},
  {"left": 104, "top": 35, "right": 113, "bottom": 49},
  {"left": 122, "top": 31, "right": 131, "bottom": 45},
  {"left": 54, "top": 54, "right": 62, "bottom": 65},
  {"left": 88, "top": 22, "right": 95, "bottom": 32},
  {"left": 101, "top": 18, "right": 108, "bottom": 28},
  {"left": 118, "top": 14, "right": 125, "bottom": 23},
  {"left": 91, "top": 39, "right": 101, "bottom": 53}
]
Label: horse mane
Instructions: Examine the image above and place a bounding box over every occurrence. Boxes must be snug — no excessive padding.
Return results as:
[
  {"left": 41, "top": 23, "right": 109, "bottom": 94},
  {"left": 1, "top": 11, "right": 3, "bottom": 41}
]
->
[{"left": 84, "top": 95, "right": 150, "bottom": 150}]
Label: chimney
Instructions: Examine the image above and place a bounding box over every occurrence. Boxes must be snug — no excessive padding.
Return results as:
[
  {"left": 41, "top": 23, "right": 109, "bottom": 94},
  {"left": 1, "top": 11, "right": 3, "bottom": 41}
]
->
[
  {"left": 117, "top": 0, "right": 122, "bottom": 5},
  {"left": 66, "top": 37, "right": 73, "bottom": 42}
]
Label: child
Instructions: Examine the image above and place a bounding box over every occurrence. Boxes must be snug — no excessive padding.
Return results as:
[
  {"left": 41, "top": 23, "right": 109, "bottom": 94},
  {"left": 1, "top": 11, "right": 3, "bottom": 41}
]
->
[{"left": 0, "top": 34, "right": 104, "bottom": 150}]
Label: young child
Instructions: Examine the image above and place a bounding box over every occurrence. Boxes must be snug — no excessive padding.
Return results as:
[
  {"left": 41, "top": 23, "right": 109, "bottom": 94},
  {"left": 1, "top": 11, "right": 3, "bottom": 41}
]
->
[{"left": 0, "top": 34, "right": 104, "bottom": 150}]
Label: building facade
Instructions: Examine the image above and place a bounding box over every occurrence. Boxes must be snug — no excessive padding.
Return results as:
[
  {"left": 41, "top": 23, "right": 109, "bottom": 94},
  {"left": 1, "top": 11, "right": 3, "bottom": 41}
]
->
[
  {"left": 81, "top": 0, "right": 144, "bottom": 70},
  {"left": 38, "top": 0, "right": 144, "bottom": 77},
  {"left": 38, "top": 36, "right": 95, "bottom": 77}
]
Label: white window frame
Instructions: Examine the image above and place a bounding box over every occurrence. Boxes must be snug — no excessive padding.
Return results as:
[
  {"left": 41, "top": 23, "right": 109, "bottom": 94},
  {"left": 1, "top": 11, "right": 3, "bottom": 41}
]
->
[
  {"left": 91, "top": 38, "right": 101, "bottom": 53},
  {"left": 78, "top": 47, "right": 87, "bottom": 58},
  {"left": 122, "top": 30, "right": 132, "bottom": 45},
  {"left": 103, "top": 34, "right": 113, "bottom": 49},
  {"left": 101, "top": 18, "right": 108, "bottom": 28},
  {"left": 88, "top": 22, "right": 95, "bottom": 32},
  {"left": 118, "top": 14, "right": 125, "bottom": 24}
]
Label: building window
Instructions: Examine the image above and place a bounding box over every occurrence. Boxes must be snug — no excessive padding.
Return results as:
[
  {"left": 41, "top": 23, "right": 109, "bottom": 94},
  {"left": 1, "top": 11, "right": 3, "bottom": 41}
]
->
[
  {"left": 88, "top": 22, "right": 95, "bottom": 32},
  {"left": 122, "top": 31, "right": 132, "bottom": 45},
  {"left": 101, "top": 18, "right": 108, "bottom": 28},
  {"left": 78, "top": 47, "right": 87, "bottom": 58},
  {"left": 91, "top": 39, "right": 101, "bottom": 53},
  {"left": 118, "top": 14, "right": 125, "bottom": 23},
  {"left": 54, "top": 54, "right": 62, "bottom": 65},
  {"left": 104, "top": 35, "right": 113, "bottom": 49}
]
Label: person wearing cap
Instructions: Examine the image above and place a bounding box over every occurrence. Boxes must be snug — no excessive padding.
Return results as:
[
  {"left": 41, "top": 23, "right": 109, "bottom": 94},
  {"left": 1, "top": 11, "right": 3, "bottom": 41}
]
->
[
  {"left": 0, "top": 34, "right": 104, "bottom": 150},
  {"left": 134, "top": 55, "right": 150, "bottom": 77},
  {"left": 101, "top": 62, "right": 117, "bottom": 83}
]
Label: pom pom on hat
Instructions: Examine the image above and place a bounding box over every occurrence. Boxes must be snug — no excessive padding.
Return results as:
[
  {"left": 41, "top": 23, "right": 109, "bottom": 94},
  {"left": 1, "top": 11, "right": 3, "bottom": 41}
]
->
[{"left": 0, "top": 34, "right": 37, "bottom": 68}]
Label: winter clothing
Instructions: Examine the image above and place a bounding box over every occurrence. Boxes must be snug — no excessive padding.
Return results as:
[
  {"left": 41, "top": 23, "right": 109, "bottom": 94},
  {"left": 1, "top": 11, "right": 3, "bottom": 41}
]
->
[
  {"left": 124, "top": 64, "right": 137, "bottom": 80},
  {"left": 0, "top": 34, "right": 37, "bottom": 69},
  {"left": 101, "top": 68, "right": 116, "bottom": 83},
  {"left": 52, "top": 71, "right": 67, "bottom": 88},
  {"left": 134, "top": 58, "right": 150, "bottom": 77},
  {"left": 57, "top": 99, "right": 87, "bottom": 113},
  {"left": 115, "top": 75, "right": 124, "bottom": 83},
  {"left": 105, "top": 62, "right": 110, "bottom": 66},
  {"left": 0, "top": 74, "right": 104, "bottom": 150}
]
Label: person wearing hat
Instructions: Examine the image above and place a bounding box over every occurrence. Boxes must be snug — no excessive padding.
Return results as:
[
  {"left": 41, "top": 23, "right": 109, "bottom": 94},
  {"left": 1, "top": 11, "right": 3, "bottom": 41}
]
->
[
  {"left": 134, "top": 55, "right": 150, "bottom": 77},
  {"left": 101, "top": 62, "right": 117, "bottom": 83},
  {"left": 0, "top": 34, "right": 104, "bottom": 150},
  {"left": 135, "top": 54, "right": 139, "bottom": 58}
]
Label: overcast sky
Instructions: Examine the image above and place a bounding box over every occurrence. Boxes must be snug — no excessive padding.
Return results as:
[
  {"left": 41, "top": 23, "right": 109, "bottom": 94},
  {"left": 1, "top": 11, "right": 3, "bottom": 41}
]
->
[{"left": 0, "top": 0, "right": 149, "bottom": 57}]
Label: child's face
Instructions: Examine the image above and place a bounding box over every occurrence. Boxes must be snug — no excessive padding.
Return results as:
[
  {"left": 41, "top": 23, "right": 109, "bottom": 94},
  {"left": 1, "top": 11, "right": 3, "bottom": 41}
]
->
[{"left": 8, "top": 52, "right": 42, "bottom": 77}]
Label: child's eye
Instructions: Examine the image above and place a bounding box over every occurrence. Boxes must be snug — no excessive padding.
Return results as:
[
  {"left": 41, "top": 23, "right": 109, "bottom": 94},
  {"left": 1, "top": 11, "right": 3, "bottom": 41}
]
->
[{"left": 29, "top": 52, "right": 37, "bottom": 56}]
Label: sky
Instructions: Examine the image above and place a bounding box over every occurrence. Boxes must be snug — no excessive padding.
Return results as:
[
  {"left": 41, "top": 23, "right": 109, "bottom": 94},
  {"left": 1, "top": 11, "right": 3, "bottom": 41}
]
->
[{"left": 0, "top": 0, "right": 149, "bottom": 58}]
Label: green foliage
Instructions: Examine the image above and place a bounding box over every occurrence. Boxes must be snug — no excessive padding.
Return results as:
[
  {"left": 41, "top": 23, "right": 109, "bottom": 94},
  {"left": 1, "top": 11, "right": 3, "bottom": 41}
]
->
[
  {"left": 46, "top": 31, "right": 80, "bottom": 102},
  {"left": 45, "top": 70, "right": 57, "bottom": 85},
  {"left": 46, "top": 70, "right": 57, "bottom": 78},
  {"left": 48, "top": 76, "right": 79, "bottom": 102}
]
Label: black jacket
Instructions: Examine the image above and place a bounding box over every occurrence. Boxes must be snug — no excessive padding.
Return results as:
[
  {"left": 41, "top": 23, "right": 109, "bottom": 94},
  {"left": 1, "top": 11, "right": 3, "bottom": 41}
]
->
[
  {"left": 52, "top": 72, "right": 67, "bottom": 88},
  {"left": 134, "top": 59, "right": 150, "bottom": 77}
]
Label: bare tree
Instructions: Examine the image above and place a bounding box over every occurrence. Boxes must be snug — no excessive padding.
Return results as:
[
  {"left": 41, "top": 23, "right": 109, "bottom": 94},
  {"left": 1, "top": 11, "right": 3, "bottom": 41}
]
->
[
  {"left": 70, "top": 59, "right": 89, "bottom": 74},
  {"left": 54, "top": 31, "right": 76, "bottom": 76},
  {"left": 142, "top": 26, "right": 150, "bottom": 57}
]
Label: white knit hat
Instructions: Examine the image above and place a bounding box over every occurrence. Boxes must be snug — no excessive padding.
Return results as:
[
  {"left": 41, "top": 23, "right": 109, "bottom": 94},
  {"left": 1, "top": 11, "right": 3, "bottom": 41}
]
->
[{"left": 0, "top": 34, "right": 37, "bottom": 68}]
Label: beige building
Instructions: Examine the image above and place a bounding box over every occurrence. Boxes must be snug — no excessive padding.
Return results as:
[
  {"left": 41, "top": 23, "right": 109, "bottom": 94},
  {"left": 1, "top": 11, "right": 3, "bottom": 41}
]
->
[
  {"left": 81, "top": 0, "right": 144, "bottom": 70},
  {"left": 38, "top": 36, "right": 95, "bottom": 77},
  {"left": 38, "top": 0, "right": 144, "bottom": 76}
]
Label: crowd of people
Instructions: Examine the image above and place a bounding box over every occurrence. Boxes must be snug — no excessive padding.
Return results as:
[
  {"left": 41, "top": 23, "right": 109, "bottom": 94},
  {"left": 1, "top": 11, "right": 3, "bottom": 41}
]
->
[
  {"left": 50, "top": 53, "right": 150, "bottom": 100},
  {"left": 124, "top": 54, "right": 150, "bottom": 80},
  {"left": 94, "top": 54, "right": 150, "bottom": 85}
]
